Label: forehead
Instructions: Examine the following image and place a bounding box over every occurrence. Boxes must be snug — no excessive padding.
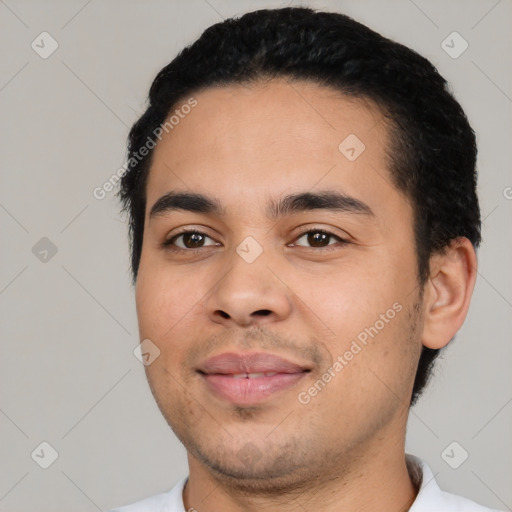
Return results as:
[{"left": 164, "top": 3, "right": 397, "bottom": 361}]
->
[{"left": 146, "top": 79, "right": 407, "bottom": 222}]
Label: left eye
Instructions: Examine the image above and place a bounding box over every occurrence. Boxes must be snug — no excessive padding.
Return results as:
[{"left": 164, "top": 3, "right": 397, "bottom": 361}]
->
[{"left": 292, "top": 229, "right": 347, "bottom": 249}]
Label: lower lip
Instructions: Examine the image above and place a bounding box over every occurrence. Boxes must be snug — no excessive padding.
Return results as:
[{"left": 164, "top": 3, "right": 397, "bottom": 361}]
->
[{"left": 201, "top": 372, "right": 307, "bottom": 406}]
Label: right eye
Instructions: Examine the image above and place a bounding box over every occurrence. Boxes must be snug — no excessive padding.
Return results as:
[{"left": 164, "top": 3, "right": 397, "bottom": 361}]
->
[{"left": 162, "top": 230, "right": 221, "bottom": 252}]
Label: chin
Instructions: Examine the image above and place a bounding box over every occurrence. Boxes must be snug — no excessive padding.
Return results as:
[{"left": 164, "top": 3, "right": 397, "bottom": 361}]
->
[
  {"left": 204, "top": 457, "right": 317, "bottom": 494},
  {"left": 185, "top": 434, "right": 327, "bottom": 494}
]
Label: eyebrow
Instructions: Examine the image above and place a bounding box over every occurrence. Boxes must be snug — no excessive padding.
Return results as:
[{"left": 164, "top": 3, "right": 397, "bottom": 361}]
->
[{"left": 149, "top": 190, "right": 374, "bottom": 220}]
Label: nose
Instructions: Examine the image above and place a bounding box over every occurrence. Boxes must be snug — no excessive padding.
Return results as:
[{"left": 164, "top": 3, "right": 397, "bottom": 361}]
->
[{"left": 204, "top": 250, "right": 293, "bottom": 328}]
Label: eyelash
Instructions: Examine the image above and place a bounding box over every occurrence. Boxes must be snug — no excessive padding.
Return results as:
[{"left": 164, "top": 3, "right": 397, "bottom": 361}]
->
[{"left": 162, "top": 228, "right": 349, "bottom": 253}]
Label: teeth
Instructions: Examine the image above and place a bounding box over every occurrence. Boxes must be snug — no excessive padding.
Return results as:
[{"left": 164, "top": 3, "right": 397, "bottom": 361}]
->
[{"left": 230, "top": 372, "right": 278, "bottom": 379}]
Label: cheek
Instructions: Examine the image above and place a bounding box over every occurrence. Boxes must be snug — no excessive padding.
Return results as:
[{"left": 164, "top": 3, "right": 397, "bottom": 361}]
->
[
  {"left": 135, "top": 259, "right": 204, "bottom": 339},
  {"left": 290, "top": 258, "right": 418, "bottom": 402},
  {"left": 304, "top": 300, "right": 420, "bottom": 428},
  {"left": 291, "top": 257, "right": 408, "bottom": 337}
]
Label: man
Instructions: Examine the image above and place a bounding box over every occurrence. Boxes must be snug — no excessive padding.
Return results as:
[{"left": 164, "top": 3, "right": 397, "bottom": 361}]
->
[{"left": 111, "top": 7, "right": 502, "bottom": 512}]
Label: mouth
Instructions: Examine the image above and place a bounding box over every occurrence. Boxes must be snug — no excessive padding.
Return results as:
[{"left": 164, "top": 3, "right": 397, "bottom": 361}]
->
[
  {"left": 197, "top": 352, "right": 311, "bottom": 406},
  {"left": 223, "top": 372, "right": 281, "bottom": 379}
]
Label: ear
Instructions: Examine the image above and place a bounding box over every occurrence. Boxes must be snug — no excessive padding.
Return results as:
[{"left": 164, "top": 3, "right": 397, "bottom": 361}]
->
[{"left": 421, "top": 237, "right": 478, "bottom": 350}]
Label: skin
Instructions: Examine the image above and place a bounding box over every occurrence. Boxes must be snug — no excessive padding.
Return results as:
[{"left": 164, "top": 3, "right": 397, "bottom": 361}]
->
[{"left": 135, "top": 79, "right": 477, "bottom": 511}]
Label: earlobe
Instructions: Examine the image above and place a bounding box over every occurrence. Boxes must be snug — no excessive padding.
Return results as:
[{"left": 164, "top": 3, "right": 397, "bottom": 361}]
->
[{"left": 421, "top": 237, "right": 478, "bottom": 350}]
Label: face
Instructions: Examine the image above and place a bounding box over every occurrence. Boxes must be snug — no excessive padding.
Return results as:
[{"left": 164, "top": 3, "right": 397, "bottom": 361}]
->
[{"left": 135, "top": 79, "right": 424, "bottom": 489}]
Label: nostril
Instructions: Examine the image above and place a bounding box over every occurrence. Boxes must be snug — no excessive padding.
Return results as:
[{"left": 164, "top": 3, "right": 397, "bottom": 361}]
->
[
  {"left": 217, "top": 311, "right": 230, "bottom": 319},
  {"left": 254, "top": 309, "right": 272, "bottom": 316}
]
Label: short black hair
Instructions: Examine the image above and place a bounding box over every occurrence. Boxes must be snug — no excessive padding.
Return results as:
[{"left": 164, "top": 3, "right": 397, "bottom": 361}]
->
[{"left": 118, "top": 7, "right": 481, "bottom": 405}]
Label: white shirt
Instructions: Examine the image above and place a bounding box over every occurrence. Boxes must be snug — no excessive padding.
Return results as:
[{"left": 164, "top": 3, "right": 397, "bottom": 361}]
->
[{"left": 109, "top": 454, "right": 504, "bottom": 511}]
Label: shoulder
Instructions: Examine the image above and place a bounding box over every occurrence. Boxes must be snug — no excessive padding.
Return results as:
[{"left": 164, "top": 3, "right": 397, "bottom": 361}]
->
[
  {"left": 108, "top": 476, "right": 188, "bottom": 512},
  {"left": 407, "top": 454, "right": 504, "bottom": 512}
]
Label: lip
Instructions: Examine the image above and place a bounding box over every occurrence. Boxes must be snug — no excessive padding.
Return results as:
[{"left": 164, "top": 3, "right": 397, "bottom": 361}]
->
[{"left": 197, "top": 352, "right": 311, "bottom": 406}]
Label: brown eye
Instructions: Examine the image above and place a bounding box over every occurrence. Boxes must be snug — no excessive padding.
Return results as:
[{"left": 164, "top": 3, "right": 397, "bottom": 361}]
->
[
  {"left": 293, "top": 229, "right": 346, "bottom": 249},
  {"left": 163, "top": 231, "right": 219, "bottom": 251},
  {"left": 179, "top": 232, "right": 206, "bottom": 249}
]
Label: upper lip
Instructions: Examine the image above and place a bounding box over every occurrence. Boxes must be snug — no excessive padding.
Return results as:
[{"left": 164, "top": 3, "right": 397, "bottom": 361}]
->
[{"left": 197, "top": 352, "right": 311, "bottom": 375}]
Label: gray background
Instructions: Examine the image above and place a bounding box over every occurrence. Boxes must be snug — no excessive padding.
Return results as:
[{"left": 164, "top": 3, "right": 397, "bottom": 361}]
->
[{"left": 1, "top": 0, "right": 511, "bottom": 510}]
